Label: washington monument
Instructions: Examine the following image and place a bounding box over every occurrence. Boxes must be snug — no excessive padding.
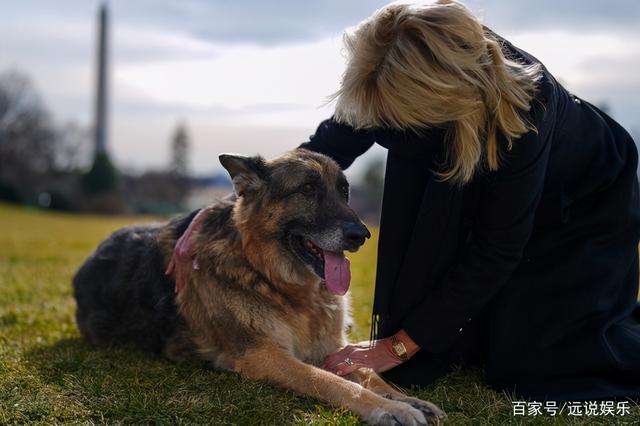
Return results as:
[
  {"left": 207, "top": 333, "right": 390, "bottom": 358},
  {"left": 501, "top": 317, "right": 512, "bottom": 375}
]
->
[{"left": 94, "top": 2, "right": 109, "bottom": 155}]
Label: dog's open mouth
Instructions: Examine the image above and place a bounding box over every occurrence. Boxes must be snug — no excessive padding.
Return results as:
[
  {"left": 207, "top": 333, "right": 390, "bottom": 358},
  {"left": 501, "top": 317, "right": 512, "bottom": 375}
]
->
[{"left": 291, "top": 236, "right": 351, "bottom": 295}]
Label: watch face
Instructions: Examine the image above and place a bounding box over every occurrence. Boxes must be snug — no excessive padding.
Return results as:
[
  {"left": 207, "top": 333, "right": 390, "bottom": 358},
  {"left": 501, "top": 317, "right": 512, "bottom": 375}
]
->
[{"left": 393, "top": 342, "right": 406, "bottom": 355}]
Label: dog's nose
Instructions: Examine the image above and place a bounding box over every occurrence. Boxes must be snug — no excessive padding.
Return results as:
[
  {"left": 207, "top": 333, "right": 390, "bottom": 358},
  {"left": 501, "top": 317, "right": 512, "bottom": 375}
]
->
[{"left": 343, "top": 222, "right": 371, "bottom": 247}]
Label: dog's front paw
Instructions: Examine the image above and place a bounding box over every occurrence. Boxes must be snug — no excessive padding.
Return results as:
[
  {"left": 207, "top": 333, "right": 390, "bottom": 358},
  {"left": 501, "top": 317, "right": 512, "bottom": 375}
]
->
[
  {"left": 366, "top": 400, "right": 427, "bottom": 426},
  {"left": 383, "top": 394, "right": 446, "bottom": 425}
]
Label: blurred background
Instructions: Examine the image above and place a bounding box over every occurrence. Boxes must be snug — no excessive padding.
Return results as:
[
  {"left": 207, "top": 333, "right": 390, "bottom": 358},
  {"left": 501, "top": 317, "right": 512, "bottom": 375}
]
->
[{"left": 1, "top": 0, "right": 639, "bottom": 220}]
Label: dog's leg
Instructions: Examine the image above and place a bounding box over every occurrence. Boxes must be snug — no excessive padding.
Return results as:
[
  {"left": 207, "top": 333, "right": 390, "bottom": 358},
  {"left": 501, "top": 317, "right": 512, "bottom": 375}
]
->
[
  {"left": 235, "top": 342, "right": 430, "bottom": 426},
  {"left": 347, "top": 369, "right": 446, "bottom": 424}
]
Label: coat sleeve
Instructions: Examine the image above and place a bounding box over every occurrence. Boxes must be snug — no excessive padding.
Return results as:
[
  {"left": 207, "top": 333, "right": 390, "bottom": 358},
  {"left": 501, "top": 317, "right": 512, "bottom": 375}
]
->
[
  {"left": 298, "top": 118, "right": 376, "bottom": 169},
  {"left": 402, "top": 105, "right": 553, "bottom": 354}
]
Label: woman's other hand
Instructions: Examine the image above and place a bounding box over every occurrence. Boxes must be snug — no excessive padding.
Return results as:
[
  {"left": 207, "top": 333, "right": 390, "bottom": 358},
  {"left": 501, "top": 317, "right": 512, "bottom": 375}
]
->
[{"left": 322, "top": 330, "right": 420, "bottom": 376}]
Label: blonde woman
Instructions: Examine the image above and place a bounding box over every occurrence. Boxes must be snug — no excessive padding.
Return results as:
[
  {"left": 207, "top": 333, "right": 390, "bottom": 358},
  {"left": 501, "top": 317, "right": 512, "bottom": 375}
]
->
[{"left": 309, "top": 1, "right": 640, "bottom": 400}]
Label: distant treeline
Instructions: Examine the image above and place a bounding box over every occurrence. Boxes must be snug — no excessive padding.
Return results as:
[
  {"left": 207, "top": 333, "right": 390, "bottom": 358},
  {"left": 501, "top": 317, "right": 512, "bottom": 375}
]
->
[
  {"left": 0, "top": 69, "right": 195, "bottom": 215},
  {"left": 0, "top": 68, "right": 386, "bottom": 219}
]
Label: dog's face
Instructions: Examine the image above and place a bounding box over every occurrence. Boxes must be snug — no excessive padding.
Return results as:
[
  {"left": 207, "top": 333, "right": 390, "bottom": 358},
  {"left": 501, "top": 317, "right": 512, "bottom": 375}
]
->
[{"left": 220, "top": 149, "right": 370, "bottom": 294}]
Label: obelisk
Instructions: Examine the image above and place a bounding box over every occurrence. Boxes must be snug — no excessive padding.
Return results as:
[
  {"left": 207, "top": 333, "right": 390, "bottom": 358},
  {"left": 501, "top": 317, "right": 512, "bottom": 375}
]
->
[{"left": 94, "top": 2, "right": 109, "bottom": 155}]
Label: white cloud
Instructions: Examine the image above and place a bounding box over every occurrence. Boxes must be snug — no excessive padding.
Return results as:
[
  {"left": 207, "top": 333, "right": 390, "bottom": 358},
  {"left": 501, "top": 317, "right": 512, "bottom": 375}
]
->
[
  {"left": 508, "top": 31, "right": 629, "bottom": 89},
  {"left": 114, "top": 37, "right": 346, "bottom": 110}
]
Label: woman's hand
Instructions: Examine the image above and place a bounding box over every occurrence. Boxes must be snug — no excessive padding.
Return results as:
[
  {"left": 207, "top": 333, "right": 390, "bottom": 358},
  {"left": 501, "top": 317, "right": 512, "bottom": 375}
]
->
[{"left": 322, "top": 330, "right": 420, "bottom": 376}]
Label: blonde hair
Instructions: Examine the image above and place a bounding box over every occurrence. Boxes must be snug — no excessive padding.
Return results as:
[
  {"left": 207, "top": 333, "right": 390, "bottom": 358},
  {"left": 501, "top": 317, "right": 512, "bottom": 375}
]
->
[{"left": 332, "top": 0, "right": 542, "bottom": 185}]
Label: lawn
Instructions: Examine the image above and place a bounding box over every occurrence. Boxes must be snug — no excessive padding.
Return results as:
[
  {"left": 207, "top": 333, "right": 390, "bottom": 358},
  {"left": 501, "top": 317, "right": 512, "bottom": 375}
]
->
[{"left": 0, "top": 202, "right": 638, "bottom": 425}]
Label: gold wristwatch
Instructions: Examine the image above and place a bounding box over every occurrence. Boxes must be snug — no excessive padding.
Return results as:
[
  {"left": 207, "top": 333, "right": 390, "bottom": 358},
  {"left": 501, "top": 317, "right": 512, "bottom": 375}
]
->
[{"left": 390, "top": 334, "right": 409, "bottom": 361}]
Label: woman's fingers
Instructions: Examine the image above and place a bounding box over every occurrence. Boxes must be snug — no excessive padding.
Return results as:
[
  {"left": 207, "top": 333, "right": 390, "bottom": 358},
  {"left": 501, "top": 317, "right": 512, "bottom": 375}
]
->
[
  {"left": 321, "top": 345, "right": 356, "bottom": 369},
  {"left": 325, "top": 357, "right": 364, "bottom": 376},
  {"left": 322, "top": 353, "right": 350, "bottom": 370},
  {"left": 323, "top": 349, "right": 373, "bottom": 373},
  {"left": 321, "top": 348, "right": 345, "bottom": 366},
  {"left": 322, "top": 342, "right": 383, "bottom": 374},
  {"left": 323, "top": 339, "right": 407, "bottom": 376},
  {"left": 334, "top": 361, "right": 361, "bottom": 376},
  {"left": 342, "top": 350, "right": 376, "bottom": 368}
]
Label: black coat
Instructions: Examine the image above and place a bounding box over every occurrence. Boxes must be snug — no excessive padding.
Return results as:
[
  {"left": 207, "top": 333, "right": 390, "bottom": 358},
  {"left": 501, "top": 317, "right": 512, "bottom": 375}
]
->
[{"left": 300, "top": 36, "right": 640, "bottom": 401}]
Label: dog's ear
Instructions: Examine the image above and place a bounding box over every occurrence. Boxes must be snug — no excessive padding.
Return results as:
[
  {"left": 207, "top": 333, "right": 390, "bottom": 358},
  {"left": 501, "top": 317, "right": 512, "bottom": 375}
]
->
[{"left": 219, "top": 154, "right": 269, "bottom": 197}]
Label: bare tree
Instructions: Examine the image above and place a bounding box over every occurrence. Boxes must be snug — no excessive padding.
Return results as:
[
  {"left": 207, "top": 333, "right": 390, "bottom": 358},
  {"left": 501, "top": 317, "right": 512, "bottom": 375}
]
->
[
  {"left": 0, "top": 71, "right": 55, "bottom": 176},
  {"left": 170, "top": 123, "right": 190, "bottom": 177},
  {"left": 54, "top": 122, "right": 92, "bottom": 172},
  {"left": 0, "top": 69, "right": 97, "bottom": 209},
  {"left": 168, "top": 122, "right": 190, "bottom": 207},
  {"left": 0, "top": 70, "right": 58, "bottom": 201}
]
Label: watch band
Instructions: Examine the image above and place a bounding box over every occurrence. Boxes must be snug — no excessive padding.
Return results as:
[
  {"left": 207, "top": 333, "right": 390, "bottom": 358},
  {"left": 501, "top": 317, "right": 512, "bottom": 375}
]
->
[{"left": 390, "top": 334, "right": 409, "bottom": 361}]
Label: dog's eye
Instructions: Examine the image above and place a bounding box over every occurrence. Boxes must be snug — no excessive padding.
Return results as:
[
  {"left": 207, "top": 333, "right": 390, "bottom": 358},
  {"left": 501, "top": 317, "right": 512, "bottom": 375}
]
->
[{"left": 301, "top": 183, "right": 316, "bottom": 195}]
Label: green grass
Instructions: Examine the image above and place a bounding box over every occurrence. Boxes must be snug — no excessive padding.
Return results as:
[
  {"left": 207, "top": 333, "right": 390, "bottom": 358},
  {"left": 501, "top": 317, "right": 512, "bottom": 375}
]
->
[{"left": 0, "top": 202, "right": 638, "bottom": 425}]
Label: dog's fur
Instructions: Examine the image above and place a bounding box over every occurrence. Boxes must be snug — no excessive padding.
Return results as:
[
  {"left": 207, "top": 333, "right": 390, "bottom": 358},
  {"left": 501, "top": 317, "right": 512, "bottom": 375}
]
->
[{"left": 73, "top": 149, "right": 444, "bottom": 425}]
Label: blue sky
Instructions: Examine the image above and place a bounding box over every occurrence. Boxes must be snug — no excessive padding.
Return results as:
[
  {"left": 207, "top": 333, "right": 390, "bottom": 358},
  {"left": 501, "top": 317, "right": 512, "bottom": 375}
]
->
[{"left": 1, "top": 1, "right": 639, "bottom": 180}]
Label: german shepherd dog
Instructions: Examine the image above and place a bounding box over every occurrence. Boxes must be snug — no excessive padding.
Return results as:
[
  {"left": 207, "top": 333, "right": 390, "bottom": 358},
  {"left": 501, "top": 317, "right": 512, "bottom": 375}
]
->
[{"left": 73, "top": 149, "right": 445, "bottom": 425}]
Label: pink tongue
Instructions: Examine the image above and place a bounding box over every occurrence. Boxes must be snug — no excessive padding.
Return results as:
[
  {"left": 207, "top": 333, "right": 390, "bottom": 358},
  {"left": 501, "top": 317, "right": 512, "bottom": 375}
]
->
[{"left": 323, "top": 251, "right": 351, "bottom": 295}]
